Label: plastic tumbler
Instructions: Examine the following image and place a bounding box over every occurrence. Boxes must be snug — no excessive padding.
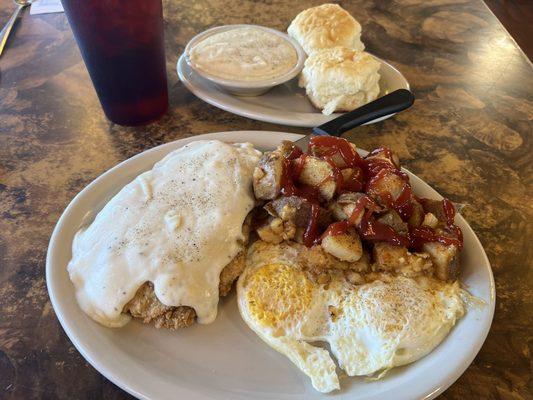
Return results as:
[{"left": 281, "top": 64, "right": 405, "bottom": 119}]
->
[{"left": 61, "top": 0, "right": 169, "bottom": 125}]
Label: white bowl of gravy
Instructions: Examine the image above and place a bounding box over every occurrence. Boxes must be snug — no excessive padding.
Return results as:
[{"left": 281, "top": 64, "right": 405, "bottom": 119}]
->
[{"left": 184, "top": 24, "right": 306, "bottom": 96}]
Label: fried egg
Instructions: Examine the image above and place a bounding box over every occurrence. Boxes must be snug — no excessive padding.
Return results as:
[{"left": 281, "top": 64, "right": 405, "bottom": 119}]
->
[{"left": 237, "top": 241, "right": 465, "bottom": 393}]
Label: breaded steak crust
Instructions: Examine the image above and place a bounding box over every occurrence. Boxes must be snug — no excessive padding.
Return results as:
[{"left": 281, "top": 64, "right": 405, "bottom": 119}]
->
[{"left": 123, "top": 251, "right": 246, "bottom": 329}]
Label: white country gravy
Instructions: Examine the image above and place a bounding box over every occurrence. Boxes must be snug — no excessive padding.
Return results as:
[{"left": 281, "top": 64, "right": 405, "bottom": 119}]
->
[
  {"left": 189, "top": 26, "right": 298, "bottom": 81},
  {"left": 68, "top": 141, "right": 261, "bottom": 327}
]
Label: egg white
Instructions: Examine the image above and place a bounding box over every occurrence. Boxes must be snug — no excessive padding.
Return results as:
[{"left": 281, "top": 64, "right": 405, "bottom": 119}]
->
[{"left": 237, "top": 241, "right": 465, "bottom": 393}]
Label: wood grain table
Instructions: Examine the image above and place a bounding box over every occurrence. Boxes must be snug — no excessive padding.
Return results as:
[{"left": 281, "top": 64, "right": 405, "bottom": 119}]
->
[{"left": 0, "top": 0, "right": 531, "bottom": 399}]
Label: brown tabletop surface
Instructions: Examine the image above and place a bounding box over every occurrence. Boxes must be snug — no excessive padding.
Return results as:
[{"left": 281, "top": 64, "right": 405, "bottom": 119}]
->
[{"left": 0, "top": 0, "right": 532, "bottom": 398}]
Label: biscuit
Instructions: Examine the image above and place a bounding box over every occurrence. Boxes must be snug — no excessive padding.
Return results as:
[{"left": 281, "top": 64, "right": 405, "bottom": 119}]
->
[
  {"left": 299, "top": 47, "right": 380, "bottom": 115},
  {"left": 288, "top": 4, "right": 364, "bottom": 55}
]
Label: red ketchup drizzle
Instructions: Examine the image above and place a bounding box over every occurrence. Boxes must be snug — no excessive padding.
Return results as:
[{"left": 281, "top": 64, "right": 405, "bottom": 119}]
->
[
  {"left": 321, "top": 220, "right": 350, "bottom": 239},
  {"left": 278, "top": 138, "right": 466, "bottom": 250},
  {"left": 410, "top": 225, "right": 463, "bottom": 250},
  {"left": 358, "top": 210, "right": 411, "bottom": 247},
  {"left": 280, "top": 159, "right": 297, "bottom": 197},
  {"left": 309, "top": 136, "right": 362, "bottom": 167},
  {"left": 348, "top": 195, "right": 378, "bottom": 225},
  {"left": 280, "top": 154, "right": 321, "bottom": 202},
  {"left": 291, "top": 154, "right": 307, "bottom": 180},
  {"left": 323, "top": 156, "right": 345, "bottom": 191},
  {"left": 321, "top": 195, "right": 411, "bottom": 247},
  {"left": 349, "top": 195, "right": 411, "bottom": 247},
  {"left": 442, "top": 199, "right": 462, "bottom": 244},
  {"left": 286, "top": 144, "right": 303, "bottom": 160},
  {"left": 280, "top": 137, "right": 368, "bottom": 247},
  {"left": 442, "top": 199, "right": 464, "bottom": 248},
  {"left": 303, "top": 204, "right": 321, "bottom": 247},
  {"left": 362, "top": 149, "right": 463, "bottom": 249},
  {"left": 342, "top": 167, "right": 364, "bottom": 192},
  {"left": 365, "top": 167, "right": 414, "bottom": 221},
  {"left": 363, "top": 147, "right": 398, "bottom": 176},
  {"left": 279, "top": 151, "right": 321, "bottom": 246},
  {"left": 442, "top": 199, "right": 456, "bottom": 226},
  {"left": 395, "top": 196, "right": 414, "bottom": 221},
  {"left": 309, "top": 137, "right": 365, "bottom": 195},
  {"left": 409, "top": 199, "right": 463, "bottom": 250}
]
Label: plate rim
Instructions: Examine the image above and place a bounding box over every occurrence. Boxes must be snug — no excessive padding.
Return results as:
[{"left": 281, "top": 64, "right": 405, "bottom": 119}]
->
[
  {"left": 177, "top": 54, "right": 410, "bottom": 128},
  {"left": 46, "top": 130, "right": 495, "bottom": 400}
]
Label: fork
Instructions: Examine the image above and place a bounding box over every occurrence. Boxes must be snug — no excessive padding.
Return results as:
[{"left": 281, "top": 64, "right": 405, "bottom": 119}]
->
[{"left": 0, "top": 0, "right": 33, "bottom": 57}]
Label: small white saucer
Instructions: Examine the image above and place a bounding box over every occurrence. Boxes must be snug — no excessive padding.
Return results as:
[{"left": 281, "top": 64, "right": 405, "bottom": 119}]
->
[{"left": 177, "top": 54, "right": 410, "bottom": 127}]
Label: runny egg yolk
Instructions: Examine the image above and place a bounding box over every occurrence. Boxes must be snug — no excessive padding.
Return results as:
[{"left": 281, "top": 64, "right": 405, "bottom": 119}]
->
[{"left": 245, "top": 263, "right": 313, "bottom": 328}]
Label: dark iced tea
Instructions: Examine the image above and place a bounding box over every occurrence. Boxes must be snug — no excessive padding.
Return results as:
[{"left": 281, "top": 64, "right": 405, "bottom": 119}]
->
[{"left": 61, "top": 0, "right": 168, "bottom": 125}]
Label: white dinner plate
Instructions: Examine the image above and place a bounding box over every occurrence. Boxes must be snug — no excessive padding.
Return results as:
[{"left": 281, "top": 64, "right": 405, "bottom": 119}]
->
[
  {"left": 47, "top": 131, "right": 495, "bottom": 400},
  {"left": 177, "top": 55, "right": 410, "bottom": 127}
]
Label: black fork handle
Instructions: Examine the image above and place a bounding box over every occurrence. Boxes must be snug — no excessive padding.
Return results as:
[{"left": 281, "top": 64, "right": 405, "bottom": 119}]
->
[{"left": 312, "top": 89, "right": 415, "bottom": 136}]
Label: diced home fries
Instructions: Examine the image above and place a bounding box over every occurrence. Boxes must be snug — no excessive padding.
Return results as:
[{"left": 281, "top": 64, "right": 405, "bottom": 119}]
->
[{"left": 251, "top": 137, "right": 463, "bottom": 283}]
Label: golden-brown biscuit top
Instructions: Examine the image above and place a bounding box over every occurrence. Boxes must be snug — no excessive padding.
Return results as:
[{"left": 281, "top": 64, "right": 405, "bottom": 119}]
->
[{"left": 288, "top": 4, "right": 363, "bottom": 54}]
